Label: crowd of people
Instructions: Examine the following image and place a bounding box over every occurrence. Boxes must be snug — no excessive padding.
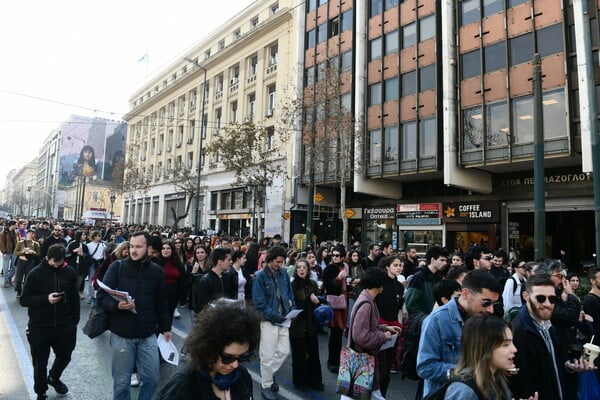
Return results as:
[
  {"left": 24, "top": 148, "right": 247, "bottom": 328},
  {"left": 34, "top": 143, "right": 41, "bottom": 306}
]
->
[{"left": 3, "top": 216, "right": 600, "bottom": 400}]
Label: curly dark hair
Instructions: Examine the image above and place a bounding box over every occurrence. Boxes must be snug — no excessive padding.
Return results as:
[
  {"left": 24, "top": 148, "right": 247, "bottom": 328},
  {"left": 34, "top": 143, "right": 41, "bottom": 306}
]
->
[{"left": 185, "top": 301, "right": 261, "bottom": 371}]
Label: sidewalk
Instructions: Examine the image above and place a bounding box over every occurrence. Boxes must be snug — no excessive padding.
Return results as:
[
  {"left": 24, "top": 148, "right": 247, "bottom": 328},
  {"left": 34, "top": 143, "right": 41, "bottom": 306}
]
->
[{"left": 0, "top": 287, "right": 33, "bottom": 400}]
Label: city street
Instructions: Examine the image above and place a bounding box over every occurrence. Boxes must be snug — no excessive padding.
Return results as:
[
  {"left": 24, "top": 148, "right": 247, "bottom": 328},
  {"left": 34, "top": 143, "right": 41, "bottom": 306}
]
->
[{"left": 0, "top": 286, "right": 418, "bottom": 400}]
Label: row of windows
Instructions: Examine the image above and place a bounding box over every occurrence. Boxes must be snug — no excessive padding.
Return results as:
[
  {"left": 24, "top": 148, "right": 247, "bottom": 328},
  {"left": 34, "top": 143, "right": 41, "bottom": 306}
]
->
[
  {"left": 368, "top": 64, "right": 435, "bottom": 105},
  {"left": 306, "top": 10, "right": 353, "bottom": 48},
  {"left": 369, "top": 14, "right": 435, "bottom": 61},
  {"left": 460, "top": 0, "right": 528, "bottom": 27},
  {"left": 369, "top": 117, "right": 437, "bottom": 164},
  {"left": 305, "top": 50, "right": 352, "bottom": 86},
  {"left": 369, "top": 0, "right": 399, "bottom": 17},
  {"left": 461, "top": 23, "right": 564, "bottom": 79},
  {"left": 462, "top": 89, "right": 566, "bottom": 150}
]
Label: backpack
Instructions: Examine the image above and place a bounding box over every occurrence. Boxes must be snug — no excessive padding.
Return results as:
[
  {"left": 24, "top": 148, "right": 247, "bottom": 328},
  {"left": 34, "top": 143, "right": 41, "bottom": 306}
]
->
[
  {"left": 423, "top": 377, "right": 484, "bottom": 400},
  {"left": 396, "top": 311, "right": 427, "bottom": 380}
]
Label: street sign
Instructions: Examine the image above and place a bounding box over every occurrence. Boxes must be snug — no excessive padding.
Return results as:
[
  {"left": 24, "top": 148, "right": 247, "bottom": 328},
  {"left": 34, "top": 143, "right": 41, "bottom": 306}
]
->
[
  {"left": 314, "top": 192, "right": 324, "bottom": 203},
  {"left": 345, "top": 208, "right": 355, "bottom": 218}
]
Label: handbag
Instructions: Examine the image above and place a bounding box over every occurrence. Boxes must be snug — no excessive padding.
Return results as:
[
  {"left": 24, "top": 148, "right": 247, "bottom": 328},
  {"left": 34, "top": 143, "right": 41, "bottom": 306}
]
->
[
  {"left": 327, "top": 293, "right": 347, "bottom": 310},
  {"left": 336, "top": 301, "right": 375, "bottom": 400},
  {"left": 82, "top": 302, "right": 109, "bottom": 339}
]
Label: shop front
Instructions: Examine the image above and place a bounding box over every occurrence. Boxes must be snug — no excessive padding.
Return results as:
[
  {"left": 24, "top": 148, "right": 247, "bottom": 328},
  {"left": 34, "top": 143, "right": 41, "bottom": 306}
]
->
[
  {"left": 396, "top": 203, "right": 443, "bottom": 256},
  {"left": 362, "top": 206, "right": 397, "bottom": 250},
  {"left": 442, "top": 200, "right": 500, "bottom": 253}
]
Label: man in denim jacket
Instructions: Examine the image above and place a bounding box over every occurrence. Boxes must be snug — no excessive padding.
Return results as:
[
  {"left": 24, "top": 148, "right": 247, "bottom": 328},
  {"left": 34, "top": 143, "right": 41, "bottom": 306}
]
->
[
  {"left": 252, "top": 246, "right": 296, "bottom": 400},
  {"left": 417, "top": 270, "right": 501, "bottom": 397}
]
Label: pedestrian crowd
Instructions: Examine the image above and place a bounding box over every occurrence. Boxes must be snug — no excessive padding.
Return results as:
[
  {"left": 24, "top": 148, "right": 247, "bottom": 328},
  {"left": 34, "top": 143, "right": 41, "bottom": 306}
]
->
[{"left": 3, "top": 215, "right": 600, "bottom": 400}]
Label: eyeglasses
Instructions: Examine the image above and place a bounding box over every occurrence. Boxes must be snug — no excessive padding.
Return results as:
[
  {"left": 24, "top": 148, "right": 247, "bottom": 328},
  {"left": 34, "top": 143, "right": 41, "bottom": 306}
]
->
[
  {"left": 469, "top": 290, "right": 500, "bottom": 308},
  {"left": 220, "top": 352, "right": 253, "bottom": 365},
  {"left": 551, "top": 272, "right": 566, "bottom": 278},
  {"left": 332, "top": 253, "right": 342, "bottom": 257},
  {"left": 533, "top": 294, "right": 558, "bottom": 304}
]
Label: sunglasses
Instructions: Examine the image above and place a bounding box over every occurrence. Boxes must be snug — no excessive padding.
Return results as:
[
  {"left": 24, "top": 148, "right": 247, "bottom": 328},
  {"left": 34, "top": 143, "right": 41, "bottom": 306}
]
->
[
  {"left": 469, "top": 290, "right": 500, "bottom": 308},
  {"left": 332, "top": 253, "right": 342, "bottom": 257},
  {"left": 480, "top": 256, "right": 492, "bottom": 261},
  {"left": 220, "top": 352, "right": 253, "bottom": 365},
  {"left": 533, "top": 294, "right": 558, "bottom": 304}
]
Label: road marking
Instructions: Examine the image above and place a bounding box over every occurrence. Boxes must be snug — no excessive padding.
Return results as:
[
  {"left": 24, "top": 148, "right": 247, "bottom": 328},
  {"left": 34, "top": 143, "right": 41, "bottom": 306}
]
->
[{"left": 0, "top": 288, "right": 36, "bottom": 400}]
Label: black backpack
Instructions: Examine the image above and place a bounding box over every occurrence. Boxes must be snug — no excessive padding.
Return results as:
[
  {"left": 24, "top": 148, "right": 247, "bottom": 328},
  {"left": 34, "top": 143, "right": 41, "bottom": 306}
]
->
[
  {"left": 396, "top": 311, "right": 427, "bottom": 380},
  {"left": 423, "top": 377, "right": 484, "bottom": 400}
]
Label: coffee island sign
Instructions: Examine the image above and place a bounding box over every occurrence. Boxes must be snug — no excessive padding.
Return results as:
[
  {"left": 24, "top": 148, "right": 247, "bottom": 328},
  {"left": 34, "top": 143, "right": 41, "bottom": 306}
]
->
[{"left": 442, "top": 201, "right": 499, "bottom": 223}]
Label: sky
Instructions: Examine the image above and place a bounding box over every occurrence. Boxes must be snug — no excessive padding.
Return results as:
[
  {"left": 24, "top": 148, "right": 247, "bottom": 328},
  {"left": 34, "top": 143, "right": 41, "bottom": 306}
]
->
[{"left": 0, "top": 0, "right": 254, "bottom": 188}]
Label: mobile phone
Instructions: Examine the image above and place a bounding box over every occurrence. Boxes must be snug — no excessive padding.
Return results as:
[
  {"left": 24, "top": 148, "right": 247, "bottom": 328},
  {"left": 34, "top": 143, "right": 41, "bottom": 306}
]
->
[{"left": 55, "top": 292, "right": 65, "bottom": 298}]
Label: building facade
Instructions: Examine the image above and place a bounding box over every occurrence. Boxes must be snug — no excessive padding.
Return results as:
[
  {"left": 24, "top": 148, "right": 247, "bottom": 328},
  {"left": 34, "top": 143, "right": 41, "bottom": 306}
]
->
[
  {"left": 297, "top": 0, "right": 600, "bottom": 265},
  {"left": 124, "top": 0, "right": 299, "bottom": 237}
]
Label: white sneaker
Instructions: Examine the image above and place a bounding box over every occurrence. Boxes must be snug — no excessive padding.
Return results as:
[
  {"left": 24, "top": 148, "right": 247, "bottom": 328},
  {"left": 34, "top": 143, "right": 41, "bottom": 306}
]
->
[
  {"left": 174, "top": 308, "right": 181, "bottom": 319},
  {"left": 130, "top": 373, "right": 140, "bottom": 387}
]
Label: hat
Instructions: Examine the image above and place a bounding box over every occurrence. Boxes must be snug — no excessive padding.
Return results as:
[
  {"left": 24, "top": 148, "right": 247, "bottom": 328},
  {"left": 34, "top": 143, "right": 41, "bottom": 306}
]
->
[{"left": 42, "top": 221, "right": 49, "bottom": 225}]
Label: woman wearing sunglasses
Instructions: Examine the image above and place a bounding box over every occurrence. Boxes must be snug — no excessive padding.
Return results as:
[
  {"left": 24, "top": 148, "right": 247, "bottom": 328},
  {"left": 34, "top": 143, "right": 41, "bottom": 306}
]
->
[{"left": 154, "top": 300, "right": 261, "bottom": 399}]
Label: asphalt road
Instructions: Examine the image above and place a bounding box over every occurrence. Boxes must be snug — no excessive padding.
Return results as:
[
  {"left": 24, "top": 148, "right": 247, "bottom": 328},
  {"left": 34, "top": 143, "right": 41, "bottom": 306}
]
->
[{"left": 0, "top": 286, "right": 418, "bottom": 400}]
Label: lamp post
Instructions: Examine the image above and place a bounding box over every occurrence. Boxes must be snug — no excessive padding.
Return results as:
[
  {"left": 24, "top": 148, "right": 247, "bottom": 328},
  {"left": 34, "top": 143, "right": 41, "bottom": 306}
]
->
[
  {"left": 184, "top": 57, "right": 207, "bottom": 235},
  {"left": 109, "top": 192, "right": 116, "bottom": 221}
]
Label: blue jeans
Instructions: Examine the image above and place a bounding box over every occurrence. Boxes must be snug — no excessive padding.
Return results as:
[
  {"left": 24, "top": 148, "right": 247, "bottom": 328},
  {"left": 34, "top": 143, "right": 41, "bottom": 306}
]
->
[
  {"left": 110, "top": 333, "right": 159, "bottom": 400},
  {"left": 3, "top": 254, "right": 16, "bottom": 285}
]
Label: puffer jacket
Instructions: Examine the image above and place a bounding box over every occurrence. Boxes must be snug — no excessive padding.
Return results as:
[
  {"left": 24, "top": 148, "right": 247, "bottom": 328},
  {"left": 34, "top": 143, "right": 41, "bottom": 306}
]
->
[{"left": 20, "top": 259, "right": 80, "bottom": 328}]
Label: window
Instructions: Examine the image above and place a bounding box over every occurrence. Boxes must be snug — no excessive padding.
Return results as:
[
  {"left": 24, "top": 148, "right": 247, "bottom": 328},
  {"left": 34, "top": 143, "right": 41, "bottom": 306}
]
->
[
  {"left": 419, "top": 14, "right": 436, "bottom": 42},
  {"left": 305, "top": 66, "right": 315, "bottom": 86},
  {"left": 370, "top": 37, "right": 383, "bottom": 61},
  {"left": 250, "top": 16, "right": 259, "bottom": 28},
  {"left": 215, "top": 108, "right": 222, "bottom": 133},
  {"left": 267, "top": 84, "right": 277, "bottom": 111},
  {"left": 463, "top": 106, "right": 484, "bottom": 149},
  {"left": 265, "top": 126, "right": 275, "bottom": 150},
  {"left": 370, "top": 0, "right": 382, "bottom": 17},
  {"left": 216, "top": 75, "right": 224, "bottom": 93},
  {"left": 317, "top": 62, "right": 327, "bottom": 81},
  {"left": 205, "top": 49, "right": 211, "bottom": 59},
  {"left": 509, "top": 0, "right": 527, "bottom": 6},
  {"left": 210, "top": 192, "right": 218, "bottom": 211},
  {"left": 510, "top": 33, "right": 533, "bottom": 66},
  {"left": 342, "top": 50, "right": 353, "bottom": 71},
  {"left": 486, "top": 101, "right": 509, "bottom": 146},
  {"left": 202, "top": 115, "right": 207, "bottom": 138},
  {"left": 249, "top": 54, "right": 258, "bottom": 76},
  {"left": 317, "top": 23, "right": 328, "bottom": 43},
  {"left": 369, "top": 129, "right": 382, "bottom": 165},
  {"left": 369, "top": 82, "right": 382, "bottom": 106},
  {"left": 307, "top": 29, "right": 316, "bottom": 48},
  {"left": 461, "top": 0, "right": 479, "bottom": 26},
  {"left": 166, "top": 159, "right": 172, "bottom": 175},
  {"left": 461, "top": 49, "right": 481, "bottom": 79},
  {"left": 177, "top": 125, "right": 184, "bottom": 146},
  {"left": 341, "top": 93, "right": 352, "bottom": 112},
  {"left": 230, "top": 101, "right": 238, "bottom": 123},
  {"left": 308, "top": 0, "right": 317, "bottom": 11},
  {"left": 419, "top": 64, "right": 436, "bottom": 92},
  {"left": 270, "top": 2, "right": 279, "bottom": 14},
  {"left": 341, "top": 10, "right": 352, "bottom": 32},
  {"left": 483, "top": 0, "right": 503, "bottom": 17},
  {"left": 484, "top": 41, "right": 506, "bottom": 73},
  {"left": 538, "top": 23, "right": 564, "bottom": 57},
  {"left": 384, "top": 125, "right": 398, "bottom": 161},
  {"left": 401, "top": 71, "right": 416, "bottom": 96},
  {"left": 218, "top": 39, "right": 225, "bottom": 50},
  {"left": 419, "top": 117, "right": 437, "bottom": 157},
  {"left": 385, "top": 30, "right": 399, "bottom": 55},
  {"left": 329, "top": 16, "right": 340, "bottom": 37},
  {"left": 384, "top": 77, "right": 399, "bottom": 102},
  {"left": 248, "top": 93, "right": 256, "bottom": 120},
  {"left": 233, "top": 29, "right": 241, "bottom": 40},
  {"left": 167, "top": 130, "right": 173, "bottom": 149},
  {"left": 542, "top": 89, "right": 567, "bottom": 139},
  {"left": 401, "top": 121, "right": 417, "bottom": 160},
  {"left": 403, "top": 22, "right": 416, "bottom": 48},
  {"left": 268, "top": 43, "right": 278, "bottom": 66},
  {"left": 385, "top": 0, "right": 399, "bottom": 10},
  {"left": 189, "top": 120, "right": 195, "bottom": 142}
]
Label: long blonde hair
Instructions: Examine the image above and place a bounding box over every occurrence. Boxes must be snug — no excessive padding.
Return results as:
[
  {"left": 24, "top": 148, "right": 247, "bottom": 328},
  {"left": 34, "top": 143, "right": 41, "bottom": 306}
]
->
[{"left": 453, "top": 315, "right": 511, "bottom": 399}]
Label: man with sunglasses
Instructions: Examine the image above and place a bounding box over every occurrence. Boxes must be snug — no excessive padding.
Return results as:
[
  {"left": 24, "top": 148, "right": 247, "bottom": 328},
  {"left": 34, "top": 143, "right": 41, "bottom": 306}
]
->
[
  {"left": 417, "top": 269, "right": 501, "bottom": 397},
  {"left": 40, "top": 225, "right": 67, "bottom": 259},
  {"left": 510, "top": 274, "right": 593, "bottom": 400}
]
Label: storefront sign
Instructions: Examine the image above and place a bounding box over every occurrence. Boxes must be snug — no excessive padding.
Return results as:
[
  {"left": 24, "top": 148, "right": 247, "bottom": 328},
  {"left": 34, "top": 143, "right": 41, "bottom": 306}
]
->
[
  {"left": 442, "top": 201, "right": 499, "bottom": 223},
  {"left": 396, "top": 203, "right": 442, "bottom": 219},
  {"left": 363, "top": 206, "right": 396, "bottom": 220},
  {"left": 218, "top": 213, "right": 252, "bottom": 220}
]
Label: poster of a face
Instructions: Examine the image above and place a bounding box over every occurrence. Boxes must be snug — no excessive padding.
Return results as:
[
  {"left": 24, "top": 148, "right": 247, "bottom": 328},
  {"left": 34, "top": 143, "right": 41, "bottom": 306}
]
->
[{"left": 78, "top": 145, "right": 97, "bottom": 177}]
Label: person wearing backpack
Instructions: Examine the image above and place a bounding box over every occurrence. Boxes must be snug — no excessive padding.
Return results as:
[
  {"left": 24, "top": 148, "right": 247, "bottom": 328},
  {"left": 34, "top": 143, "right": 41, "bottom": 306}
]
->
[
  {"left": 424, "top": 315, "right": 538, "bottom": 400},
  {"left": 502, "top": 259, "right": 526, "bottom": 318},
  {"left": 417, "top": 270, "right": 502, "bottom": 397}
]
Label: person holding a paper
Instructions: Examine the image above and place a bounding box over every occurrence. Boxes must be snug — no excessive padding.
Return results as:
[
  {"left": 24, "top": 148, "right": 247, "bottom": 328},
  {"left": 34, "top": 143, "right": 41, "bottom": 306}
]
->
[
  {"left": 97, "top": 231, "right": 171, "bottom": 400},
  {"left": 252, "top": 246, "right": 296, "bottom": 400},
  {"left": 20, "top": 244, "right": 79, "bottom": 400}
]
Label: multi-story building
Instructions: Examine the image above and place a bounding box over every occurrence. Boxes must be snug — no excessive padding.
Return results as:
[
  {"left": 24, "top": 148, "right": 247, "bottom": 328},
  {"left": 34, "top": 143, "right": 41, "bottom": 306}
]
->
[
  {"left": 297, "top": 0, "right": 600, "bottom": 263},
  {"left": 4, "top": 160, "right": 38, "bottom": 217},
  {"left": 124, "top": 0, "right": 299, "bottom": 237}
]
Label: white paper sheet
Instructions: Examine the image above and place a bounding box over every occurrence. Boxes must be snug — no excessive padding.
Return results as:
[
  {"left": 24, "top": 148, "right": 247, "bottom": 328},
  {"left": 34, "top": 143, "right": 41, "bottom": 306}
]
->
[
  {"left": 157, "top": 334, "right": 179, "bottom": 365},
  {"left": 379, "top": 334, "right": 398, "bottom": 351}
]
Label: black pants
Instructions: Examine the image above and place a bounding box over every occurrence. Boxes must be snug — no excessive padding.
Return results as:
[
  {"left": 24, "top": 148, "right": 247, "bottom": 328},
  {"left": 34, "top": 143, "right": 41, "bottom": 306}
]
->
[
  {"left": 377, "top": 346, "right": 395, "bottom": 397},
  {"left": 15, "top": 259, "right": 34, "bottom": 295},
  {"left": 290, "top": 334, "right": 322, "bottom": 386},
  {"left": 328, "top": 326, "right": 344, "bottom": 367},
  {"left": 27, "top": 324, "right": 77, "bottom": 395}
]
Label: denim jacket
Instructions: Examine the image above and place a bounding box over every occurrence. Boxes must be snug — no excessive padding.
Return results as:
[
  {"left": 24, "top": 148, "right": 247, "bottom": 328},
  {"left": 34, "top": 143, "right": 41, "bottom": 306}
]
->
[
  {"left": 417, "top": 297, "right": 464, "bottom": 397},
  {"left": 252, "top": 266, "right": 296, "bottom": 324}
]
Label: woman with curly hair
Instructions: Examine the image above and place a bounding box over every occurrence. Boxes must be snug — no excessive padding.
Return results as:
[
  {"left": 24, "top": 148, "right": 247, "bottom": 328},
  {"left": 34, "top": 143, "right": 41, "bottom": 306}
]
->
[{"left": 154, "top": 300, "right": 261, "bottom": 399}]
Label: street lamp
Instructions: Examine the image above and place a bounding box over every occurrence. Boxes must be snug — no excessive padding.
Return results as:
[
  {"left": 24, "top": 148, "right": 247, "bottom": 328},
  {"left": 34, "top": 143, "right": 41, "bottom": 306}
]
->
[
  {"left": 109, "top": 192, "right": 116, "bottom": 221},
  {"left": 184, "top": 57, "right": 207, "bottom": 235}
]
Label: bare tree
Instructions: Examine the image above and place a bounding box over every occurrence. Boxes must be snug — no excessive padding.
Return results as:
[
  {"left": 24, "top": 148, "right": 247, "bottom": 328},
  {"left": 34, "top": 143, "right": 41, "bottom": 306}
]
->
[
  {"left": 205, "top": 121, "right": 288, "bottom": 240},
  {"left": 119, "top": 147, "right": 151, "bottom": 199},
  {"left": 167, "top": 165, "right": 200, "bottom": 230}
]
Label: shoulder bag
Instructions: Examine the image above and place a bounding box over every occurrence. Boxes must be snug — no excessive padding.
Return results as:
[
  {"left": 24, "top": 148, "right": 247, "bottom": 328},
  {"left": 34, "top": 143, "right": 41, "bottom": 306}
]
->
[{"left": 82, "top": 260, "right": 121, "bottom": 339}]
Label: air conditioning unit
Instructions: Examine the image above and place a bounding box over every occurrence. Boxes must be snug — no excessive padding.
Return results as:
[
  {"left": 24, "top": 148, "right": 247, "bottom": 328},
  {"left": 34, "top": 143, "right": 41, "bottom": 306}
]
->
[
  {"left": 187, "top": 138, "right": 193, "bottom": 144},
  {"left": 265, "top": 109, "right": 273, "bottom": 118}
]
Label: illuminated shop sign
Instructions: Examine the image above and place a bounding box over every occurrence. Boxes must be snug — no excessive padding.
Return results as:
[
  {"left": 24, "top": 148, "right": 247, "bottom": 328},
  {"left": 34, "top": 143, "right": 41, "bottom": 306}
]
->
[
  {"left": 396, "top": 203, "right": 442, "bottom": 225},
  {"left": 442, "top": 201, "right": 499, "bottom": 223}
]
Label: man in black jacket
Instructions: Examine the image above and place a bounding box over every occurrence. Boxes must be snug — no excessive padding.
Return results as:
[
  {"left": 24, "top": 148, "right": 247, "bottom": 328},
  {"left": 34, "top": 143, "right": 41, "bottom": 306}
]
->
[
  {"left": 193, "top": 247, "right": 232, "bottom": 312},
  {"left": 40, "top": 225, "right": 67, "bottom": 259},
  {"left": 97, "top": 231, "right": 172, "bottom": 400},
  {"left": 20, "top": 244, "right": 79, "bottom": 400}
]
